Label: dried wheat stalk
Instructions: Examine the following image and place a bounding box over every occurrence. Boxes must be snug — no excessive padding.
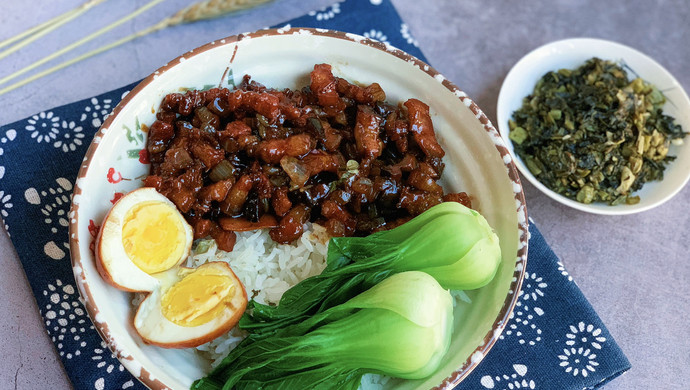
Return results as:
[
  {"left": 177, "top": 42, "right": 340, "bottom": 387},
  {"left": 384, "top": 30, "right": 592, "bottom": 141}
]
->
[
  {"left": 0, "top": 0, "right": 273, "bottom": 96},
  {"left": 0, "top": 0, "right": 106, "bottom": 51},
  {"left": 167, "top": 0, "right": 274, "bottom": 25},
  {"left": 0, "top": 0, "right": 107, "bottom": 60},
  {"left": 0, "top": 0, "right": 167, "bottom": 89},
  {"left": 132, "top": 0, "right": 276, "bottom": 38}
]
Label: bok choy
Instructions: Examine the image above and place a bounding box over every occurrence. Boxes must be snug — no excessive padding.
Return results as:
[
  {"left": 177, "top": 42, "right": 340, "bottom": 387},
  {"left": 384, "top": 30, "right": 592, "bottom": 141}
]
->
[
  {"left": 192, "top": 271, "right": 453, "bottom": 390},
  {"left": 242, "top": 201, "right": 501, "bottom": 335}
]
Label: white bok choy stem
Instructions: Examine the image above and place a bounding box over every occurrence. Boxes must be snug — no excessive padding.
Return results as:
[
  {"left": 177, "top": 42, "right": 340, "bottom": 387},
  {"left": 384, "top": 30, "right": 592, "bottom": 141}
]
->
[{"left": 194, "top": 271, "right": 454, "bottom": 390}]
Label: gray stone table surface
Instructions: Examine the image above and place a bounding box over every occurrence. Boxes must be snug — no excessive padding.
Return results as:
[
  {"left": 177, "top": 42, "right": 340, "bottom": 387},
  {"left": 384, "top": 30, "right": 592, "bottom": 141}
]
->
[{"left": 1, "top": 0, "right": 688, "bottom": 389}]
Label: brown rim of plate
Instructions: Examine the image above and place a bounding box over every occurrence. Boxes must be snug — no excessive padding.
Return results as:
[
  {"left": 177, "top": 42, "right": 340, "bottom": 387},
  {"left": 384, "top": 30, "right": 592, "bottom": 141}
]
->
[{"left": 68, "top": 27, "right": 529, "bottom": 390}]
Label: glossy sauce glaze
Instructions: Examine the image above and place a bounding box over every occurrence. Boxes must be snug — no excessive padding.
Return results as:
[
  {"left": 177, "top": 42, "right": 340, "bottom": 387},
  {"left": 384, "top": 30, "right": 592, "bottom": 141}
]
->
[{"left": 144, "top": 64, "right": 470, "bottom": 250}]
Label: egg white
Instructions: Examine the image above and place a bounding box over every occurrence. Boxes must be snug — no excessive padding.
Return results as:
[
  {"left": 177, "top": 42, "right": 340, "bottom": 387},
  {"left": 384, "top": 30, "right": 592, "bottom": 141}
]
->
[
  {"left": 96, "top": 187, "right": 193, "bottom": 292},
  {"left": 134, "top": 262, "right": 248, "bottom": 348}
]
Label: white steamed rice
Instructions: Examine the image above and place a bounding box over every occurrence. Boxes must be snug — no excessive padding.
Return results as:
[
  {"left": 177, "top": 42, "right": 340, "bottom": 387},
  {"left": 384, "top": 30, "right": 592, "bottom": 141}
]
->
[{"left": 191, "top": 223, "right": 330, "bottom": 366}]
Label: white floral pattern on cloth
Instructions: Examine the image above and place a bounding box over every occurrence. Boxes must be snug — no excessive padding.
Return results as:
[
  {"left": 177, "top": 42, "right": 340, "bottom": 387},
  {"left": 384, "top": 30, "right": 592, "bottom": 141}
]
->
[
  {"left": 41, "top": 279, "right": 94, "bottom": 360},
  {"left": 363, "top": 29, "right": 389, "bottom": 44},
  {"left": 0, "top": 128, "right": 17, "bottom": 157},
  {"left": 558, "top": 347, "right": 600, "bottom": 378},
  {"left": 0, "top": 190, "right": 12, "bottom": 233},
  {"left": 92, "top": 340, "right": 135, "bottom": 390},
  {"left": 558, "top": 260, "right": 574, "bottom": 282},
  {"left": 53, "top": 120, "right": 85, "bottom": 152},
  {"left": 557, "top": 322, "right": 607, "bottom": 378},
  {"left": 22, "top": 111, "right": 85, "bottom": 153},
  {"left": 308, "top": 2, "right": 341, "bottom": 21},
  {"left": 566, "top": 322, "right": 606, "bottom": 350},
  {"left": 520, "top": 271, "right": 547, "bottom": 302},
  {"left": 24, "top": 177, "right": 72, "bottom": 259},
  {"left": 93, "top": 340, "right": 126, "bottom": 374},
  {"left": 94, "top": 377, "right": 135, "bottom": 390},
  {"left": 500, "top": 270, "right": 547, "bottom": 345},
  {"left": 400, "top": 23, "right": 419, "bottom": 46},
  {"left": 480, "top": 364, "right": 536, "bottom": 389},
  {"left": 501, "top": 303, "right": 544, "bottom": 346},
  {"left": 25, "top": 111, "right": 60, "bottom": 143},
  {"left": 81, "top": 97, "right": 113, "bottom": 128},
  {"left": 41, "top": 277, "right": 134, "bottom": 389}
]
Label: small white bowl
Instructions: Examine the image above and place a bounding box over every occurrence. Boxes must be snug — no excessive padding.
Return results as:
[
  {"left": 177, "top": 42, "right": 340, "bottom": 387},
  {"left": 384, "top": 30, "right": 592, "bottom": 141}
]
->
[{"left": 497, "top": 38, "right": 690, "bottom": 215}]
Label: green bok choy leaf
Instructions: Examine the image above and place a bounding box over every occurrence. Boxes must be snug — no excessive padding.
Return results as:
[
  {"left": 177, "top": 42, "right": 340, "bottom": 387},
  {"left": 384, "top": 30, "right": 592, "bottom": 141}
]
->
[
  {"left": 192, "top": 271, "right": 453, "bottom": 390},
  {"left": 242, "top": 201, "right": 501, "bottom": 335}
]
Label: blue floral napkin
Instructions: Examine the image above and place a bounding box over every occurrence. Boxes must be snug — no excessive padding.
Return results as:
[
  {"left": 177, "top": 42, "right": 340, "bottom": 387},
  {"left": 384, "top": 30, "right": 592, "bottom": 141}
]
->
[{"left": 0, "top": 0, "right": 630, "bottom": 389}]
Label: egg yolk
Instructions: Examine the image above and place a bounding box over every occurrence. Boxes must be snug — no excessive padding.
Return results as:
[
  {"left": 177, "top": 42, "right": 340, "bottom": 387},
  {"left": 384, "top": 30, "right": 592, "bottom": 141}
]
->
[
  {"left": 161, "top": 267, "right": 236, "bottom": 327},
  {"left": 122, "top": 201, "right": 186, "bottom": 274}
]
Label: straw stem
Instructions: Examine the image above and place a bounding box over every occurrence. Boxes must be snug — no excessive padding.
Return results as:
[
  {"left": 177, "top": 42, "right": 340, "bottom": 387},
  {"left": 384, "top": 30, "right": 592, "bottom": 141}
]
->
[
  {"left": 0, "top": 0, "right": 166, "bottom": 87},
  {"left": 0, "top": 0, "right": 273, "bottom": 96},
  {"left": 0, "top": 0, "right": 107, "bottom": 54},
  {"left": 0, "top": 11, "right": 77, "bottom": 51},
  {"left": 166, "top": 0, "right": 274, "bottom": 26},
  {"left": 0, "top": 22, "right": 167, "bottom": 96}
]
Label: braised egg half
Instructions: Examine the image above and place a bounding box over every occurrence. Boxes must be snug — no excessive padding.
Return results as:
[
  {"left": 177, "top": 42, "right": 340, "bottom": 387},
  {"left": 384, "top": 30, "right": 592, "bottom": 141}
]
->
[
  {"left": 134, "top": 262, "right": 248, "bottom": 348},
  {"left": 96, "top": 187, "right": 194, "bottom": 292},
  {"left": 95, "top": 188, "right": 249, "bottom": 348}
]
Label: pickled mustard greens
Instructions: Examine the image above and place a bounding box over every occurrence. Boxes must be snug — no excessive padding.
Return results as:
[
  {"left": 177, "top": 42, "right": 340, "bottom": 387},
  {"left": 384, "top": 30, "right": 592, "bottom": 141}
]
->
[
  {"left": 509, "top": 58, "right": 686, "bottom": 205},
  {"left": 192, "top": 271, "right": 453, "bottom": 390},
  {"left": 240, "top": 201, "right": 501, "bottom": 335}
]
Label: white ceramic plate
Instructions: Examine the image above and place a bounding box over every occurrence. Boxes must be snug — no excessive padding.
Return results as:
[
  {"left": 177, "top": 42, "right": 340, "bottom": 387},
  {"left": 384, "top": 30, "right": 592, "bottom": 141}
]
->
[
  {"left": 497, "top": 38, "right": 690, "bottom": 215},
  {"left": 69, "top": 28, "right": 529, "bottom": 390}
]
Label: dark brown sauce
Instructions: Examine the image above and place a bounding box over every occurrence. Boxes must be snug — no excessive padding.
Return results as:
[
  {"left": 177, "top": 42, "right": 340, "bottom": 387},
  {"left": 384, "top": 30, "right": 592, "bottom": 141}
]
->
[{"left": 144, "top": 64, "right": 470, "bottom": 247}]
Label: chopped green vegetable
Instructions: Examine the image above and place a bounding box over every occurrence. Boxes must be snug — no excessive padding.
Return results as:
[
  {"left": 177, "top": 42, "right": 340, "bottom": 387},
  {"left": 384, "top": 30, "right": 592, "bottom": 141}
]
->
[
  {"left": 193, "top": 238, "right": 214, "bottom": 255},
  {"left": 509, "top": 58, "right": 687, "bottom": 205},
  {"left": 509, "top": 126, "right": 528, "bottom": 145},
  {"left": 192, "top": 271, "right": 453, "bottom": 390},
  {"left": 240, "top": 201, "right": 501, "bottom": 335}
]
